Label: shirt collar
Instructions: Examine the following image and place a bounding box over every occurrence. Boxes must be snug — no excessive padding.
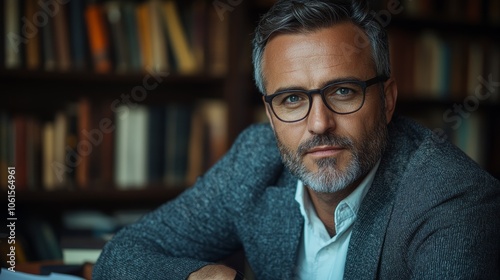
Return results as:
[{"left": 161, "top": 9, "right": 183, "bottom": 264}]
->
[{"left": 295, "top": 160, "right": 381, "bottom": 227}]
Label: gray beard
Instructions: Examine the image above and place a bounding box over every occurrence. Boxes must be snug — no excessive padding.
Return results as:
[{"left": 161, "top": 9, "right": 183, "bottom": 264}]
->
[{"left": 275, "top": 118, "right": 388, "bottom": 193}]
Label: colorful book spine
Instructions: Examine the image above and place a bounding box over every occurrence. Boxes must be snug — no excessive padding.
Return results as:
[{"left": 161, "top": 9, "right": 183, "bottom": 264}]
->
[{"left": 85, "top": 3, "right": 111, "bottom": 73}]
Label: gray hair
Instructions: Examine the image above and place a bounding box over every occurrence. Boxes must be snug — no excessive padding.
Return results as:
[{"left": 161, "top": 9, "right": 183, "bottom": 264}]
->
[{"left": 252, "top": 0, "right": 391, "bottom": 95}]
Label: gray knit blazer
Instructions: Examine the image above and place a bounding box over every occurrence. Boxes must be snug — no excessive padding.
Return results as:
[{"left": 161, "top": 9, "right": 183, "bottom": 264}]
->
[{"left": 93, "top": 116, "right": 500, "bottom": 279}]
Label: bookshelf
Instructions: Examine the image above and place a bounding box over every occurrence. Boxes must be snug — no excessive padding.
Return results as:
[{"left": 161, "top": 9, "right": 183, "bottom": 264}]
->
[
  {"left": 385, "top": 0, "right": 500, "bottom": 179},
  {"left": 14, "top": 188, "right": 185, "bottom": 212},
  {"left": 1, "top": 0, "right": 255, "bottom": 263},
  {"left": 1, "top": 0, "right": 499, "bottom": 264}
]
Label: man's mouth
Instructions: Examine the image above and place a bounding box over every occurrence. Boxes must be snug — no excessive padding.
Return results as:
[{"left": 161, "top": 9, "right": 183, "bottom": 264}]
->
[{"left": 305, "top": 146, "right": 344, "bottom": 158}]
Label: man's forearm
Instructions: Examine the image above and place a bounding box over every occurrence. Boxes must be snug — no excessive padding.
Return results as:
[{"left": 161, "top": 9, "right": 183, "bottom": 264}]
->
[{"left": 188, "top": 264, "right": 238, "bottom": 280}]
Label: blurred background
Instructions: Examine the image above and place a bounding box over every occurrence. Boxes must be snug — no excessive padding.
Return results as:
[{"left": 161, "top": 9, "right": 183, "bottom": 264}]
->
[{"left": 0, "top": 0, "right": 498, "bottom": 275}]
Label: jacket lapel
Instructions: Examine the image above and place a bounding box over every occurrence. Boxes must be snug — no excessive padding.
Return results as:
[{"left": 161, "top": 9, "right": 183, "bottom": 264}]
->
[
  {"left": 343, "top": 165, "right": 397, "bottom": 280},
  {"left": 273, "top": 170, "right": 304, "bottom": 279},
  {"left": 343, "top": 118, "right": 412, "bottom": 280}
]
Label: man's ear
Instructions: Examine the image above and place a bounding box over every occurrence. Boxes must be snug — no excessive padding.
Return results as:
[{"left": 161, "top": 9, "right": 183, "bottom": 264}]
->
[
  {"left": 262, "top": 96, "right": 275, "bottom": 130},
  {"left": 383, "top": 77, "right": 398, "bottom": 124}
]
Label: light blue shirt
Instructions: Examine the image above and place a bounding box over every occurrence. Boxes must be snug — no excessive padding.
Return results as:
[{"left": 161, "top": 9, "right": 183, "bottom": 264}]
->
[{"left": 294, "top": 161, "right": 380, "bottom": 280}]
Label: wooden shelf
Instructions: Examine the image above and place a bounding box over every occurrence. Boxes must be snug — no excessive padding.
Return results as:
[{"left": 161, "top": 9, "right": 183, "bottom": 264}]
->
[
  {"left": 2, "top": 69, "right": 226, "bottom": 112},
  {"left": 0, "top": 69, "right": 225, "bottom": 85},
  {"left": 396, "top": 97, "right": 500, "bottom": 110},
  {"left": 0, "top": 70, "right": 225, "bottom": 96},
  {"left": 12, "top": 188, "right": 186, "bottom": 212},
  {"left": 390, "top": 17, "right": 500, "bottom": 39}
]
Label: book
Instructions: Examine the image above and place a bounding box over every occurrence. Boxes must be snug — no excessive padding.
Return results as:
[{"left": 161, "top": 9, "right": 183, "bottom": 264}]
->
[
  {"left": 104, "top": 1, "right": 130, "bottom": 72},
  {"left": 207, "top": 4, "right": 229, "bottom": 76},
  {"left": 53, "top": 111, "right": 68, "bottom": 188},
  {"left": 25, "top": 0, "right": 41, "bottom": 70},
  {"left": 14, "top": 115, "right": 28, "bottom": 190},
  {"left": 466, "top": 42, "right": 485, "bottom": 97},
  {"left": 147, "top": 106, "right": 166, "bottom": 184},
  {"left": 99, "top": 100, "right": 115, "bottom": 188},
  {"left": 85, "top": 3, "right": 112, "bottom": 73},
  {"left": 173, "top": 105, "right": 193, "bottom": 184},
  {"left": 126, "top": 105, "right": 148, "bottom": 188},
  {"left": 42, "top": 122, "right": 55, "bottom": 190},
  {"left": 164, "top": 104, "right": 193, "bottom": 186},
  {"left": 190, "top": 0, "right": 208, "bottom": 73},
  {"left": 4, "top": 0, "right": 22, "bottom": 69},
  {"left": 164, "top": 106, "right": 178, "bottom": 185},
  {"left": 162, "top": 0, "right": 197, "bottom": 74},
  {"left": 453, "top": 112, "right": 485, "bottom": 167},
  {"left": 149, "top": 0, "right": 169, "bottom": 72},
  {"left": 69, "top": 0, "right": 88, "bottom": 71},
  {"left": 437, "top": 40, "right": 452, "bottom": 99},
  {"left": 26, "top": 116, "right": 41, "bottom": 191},
  {"left": 413, "top": 31, "right": 443, "bottom": 98},
  {"left": 63, "top": 102, "right": 78, "bottom": 188},
  {"left": 449, "top": 39, "right": 468, "bottom": 100},
  {"left": 388, "top": 29, "right": 415, "bottom": 96},
  {"left": 198, "top": 100, "right": 228, "bottom": 169},
  {"left": 76, "top": 98, "right": 91, "bottom": 189},
  {"left": 114, "top": 105, "right": 149, "bottom": 189},
  {"left": 85, "top": 100, "right": 114, "bottom": 189},
  {"left": 51, "top": 0, "right": 71, "bottom": 71},
  {"left": 121, "top": 2, "right": 142, "bottom": 71},
  {"left": 135, "top": 2, "right": 154, "bottom": 70},
  {"left": 40, "top": 1, "right": 56, "bottom": 71},
  {"left": 60, "top": 236, "right": 107, "bottom": 265},
  {"left": 186, "top": 104, "right": 204, "bottom": 184}
]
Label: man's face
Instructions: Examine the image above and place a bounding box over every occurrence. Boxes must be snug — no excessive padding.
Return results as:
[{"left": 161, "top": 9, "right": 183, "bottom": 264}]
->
[{"left": 262, "top": 23, "right": 397, "bottom": 193}]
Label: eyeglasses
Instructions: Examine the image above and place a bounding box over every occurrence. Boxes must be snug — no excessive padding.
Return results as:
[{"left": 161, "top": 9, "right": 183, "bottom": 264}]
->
[{"left": 264, "top": 76, "right": 389, "bottom": 123}]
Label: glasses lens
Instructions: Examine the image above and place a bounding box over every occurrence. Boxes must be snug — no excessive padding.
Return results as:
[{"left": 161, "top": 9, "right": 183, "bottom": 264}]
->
[
  {"left": 322, "top": 82, "right": 364, "bottom": 114},
  {"left": 271, "top": 91, "right": 310, "bottom": 122}
]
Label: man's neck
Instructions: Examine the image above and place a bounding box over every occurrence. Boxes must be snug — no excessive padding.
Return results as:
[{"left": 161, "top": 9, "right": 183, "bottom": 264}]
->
[{"left": 306, "top": 176, "right": 364, "bottom": 237}]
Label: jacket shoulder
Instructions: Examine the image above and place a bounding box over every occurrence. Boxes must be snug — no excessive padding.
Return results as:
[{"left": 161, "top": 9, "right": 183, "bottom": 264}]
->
[{"left": 389, "top": 116, "right": 498, "bottom": 187}]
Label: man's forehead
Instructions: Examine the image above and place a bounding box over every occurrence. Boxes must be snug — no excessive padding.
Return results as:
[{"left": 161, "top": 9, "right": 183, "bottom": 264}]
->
[
  {"left": 264, "top": 24, "right": 371, "bottom": 66},
  {"left": 262, "top": 23, "right": 374, "bottom": 90}
]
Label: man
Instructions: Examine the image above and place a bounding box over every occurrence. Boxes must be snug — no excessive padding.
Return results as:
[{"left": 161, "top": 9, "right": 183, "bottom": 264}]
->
[{"left": 93, "top": 0, "right": 500, "bottom": 279}]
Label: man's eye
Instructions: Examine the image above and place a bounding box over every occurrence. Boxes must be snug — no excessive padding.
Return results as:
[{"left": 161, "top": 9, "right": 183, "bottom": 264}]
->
[
  {"left": 285, "top": 94, "right": 301, "bottom": 103},
  {"left": 336, "top": 88, "right": 353, "bottom": 95}
]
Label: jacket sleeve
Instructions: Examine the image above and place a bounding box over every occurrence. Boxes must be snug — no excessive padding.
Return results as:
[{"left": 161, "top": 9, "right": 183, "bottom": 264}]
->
[
  {"left": 405, "top": 178, "right": 500, "bottom": 279},
  {"left": 92, "top": 123, "right": 282, "bottom": 280},
  {"left": 399, "top": 140, "right": 500, "bottom": 279}
]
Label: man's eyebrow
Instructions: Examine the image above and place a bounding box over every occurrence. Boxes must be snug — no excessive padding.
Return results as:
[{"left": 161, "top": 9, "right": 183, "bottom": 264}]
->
[{"left": 269, "top": 76, "right": 363, "bottom": 95}]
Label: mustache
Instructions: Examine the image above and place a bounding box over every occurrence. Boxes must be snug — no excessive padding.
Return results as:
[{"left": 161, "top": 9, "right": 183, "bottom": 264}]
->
[{"left": 297, "top": 133, "right": 354, "bottom": 156}]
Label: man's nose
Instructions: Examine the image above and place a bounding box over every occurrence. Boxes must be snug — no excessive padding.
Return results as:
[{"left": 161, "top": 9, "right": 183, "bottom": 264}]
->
[{"left": 306, "top": 95, "right": 336, "bottom": 135}]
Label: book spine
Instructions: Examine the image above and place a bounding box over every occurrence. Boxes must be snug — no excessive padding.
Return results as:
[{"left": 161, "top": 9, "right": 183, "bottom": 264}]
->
[
  {"left": 85, "top": 3, "right": 111, "bottom": 73},
  {"left": 69, "top": 0, "right": 88, "bottom": 70},
  {"left": 122, "top": 2, "right": 142, "bottom": 71},
  {"left": 4, "top": 0, "right": 22, "bottom": 69},
  {"left": 162, "top": 0, "right": 198, "bottom": 74},
  {"left": 51, "top": 1, "right": 71, "bottom": 71},
  {"left": 25, "top": 0, "right": 41, "bottom": 70},
  {"left": 76, "top": 98, "right": 91, "bottom": 189}
]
